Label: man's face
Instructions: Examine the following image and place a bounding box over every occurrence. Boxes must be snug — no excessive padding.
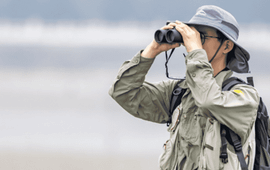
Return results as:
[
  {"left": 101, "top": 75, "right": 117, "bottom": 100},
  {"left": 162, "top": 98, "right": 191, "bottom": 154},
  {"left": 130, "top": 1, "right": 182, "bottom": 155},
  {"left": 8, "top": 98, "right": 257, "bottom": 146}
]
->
[{"left": 192, "top": 25, "right": 223, "bottom": 62}]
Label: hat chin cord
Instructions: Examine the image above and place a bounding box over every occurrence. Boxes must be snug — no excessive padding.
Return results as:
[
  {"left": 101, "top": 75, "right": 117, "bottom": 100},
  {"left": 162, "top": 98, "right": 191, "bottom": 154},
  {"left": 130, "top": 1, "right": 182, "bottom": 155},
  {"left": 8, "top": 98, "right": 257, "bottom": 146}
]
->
[{"left": 209, "top": 39, "right": 225, "bottom": 63}]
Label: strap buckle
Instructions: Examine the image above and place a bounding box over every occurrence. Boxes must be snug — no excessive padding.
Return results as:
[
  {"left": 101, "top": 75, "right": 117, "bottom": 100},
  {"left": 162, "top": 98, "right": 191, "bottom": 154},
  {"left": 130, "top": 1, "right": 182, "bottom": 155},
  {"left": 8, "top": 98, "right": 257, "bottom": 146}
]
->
[
  {"left": 220, "top": 128, "right": 228, "bottom": 164},
  {"left": 166, "top": 120, "right": 171, "bottom": 127},
  {"left": 220, "top": 153, "right": 228, "bottom": 163},
  {"left": 234, "top": 140, "right": 242, "bottom": 152}
]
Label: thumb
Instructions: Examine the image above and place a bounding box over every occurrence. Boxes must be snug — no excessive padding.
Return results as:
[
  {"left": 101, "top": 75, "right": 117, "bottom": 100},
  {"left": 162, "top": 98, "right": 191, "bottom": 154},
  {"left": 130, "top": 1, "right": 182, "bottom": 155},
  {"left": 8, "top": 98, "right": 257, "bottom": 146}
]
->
[{"left": 172, "top": 43, "right": 181, "bottom": 48}]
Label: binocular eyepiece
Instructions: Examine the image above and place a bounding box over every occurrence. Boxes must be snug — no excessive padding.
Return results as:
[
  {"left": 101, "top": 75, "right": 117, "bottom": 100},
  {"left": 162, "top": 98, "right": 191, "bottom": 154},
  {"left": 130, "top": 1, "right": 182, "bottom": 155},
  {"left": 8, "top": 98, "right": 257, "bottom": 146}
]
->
[{"left": 154, "top": 22, "right": 183, "bottom": 44}]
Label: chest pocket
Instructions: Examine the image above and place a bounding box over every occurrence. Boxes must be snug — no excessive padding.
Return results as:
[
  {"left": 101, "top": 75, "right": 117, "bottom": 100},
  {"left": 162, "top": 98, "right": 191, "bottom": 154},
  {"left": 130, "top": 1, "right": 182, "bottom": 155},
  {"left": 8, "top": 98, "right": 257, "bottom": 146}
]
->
[{"left": 179, "top": 108, "right": 203, "bottom": 146}]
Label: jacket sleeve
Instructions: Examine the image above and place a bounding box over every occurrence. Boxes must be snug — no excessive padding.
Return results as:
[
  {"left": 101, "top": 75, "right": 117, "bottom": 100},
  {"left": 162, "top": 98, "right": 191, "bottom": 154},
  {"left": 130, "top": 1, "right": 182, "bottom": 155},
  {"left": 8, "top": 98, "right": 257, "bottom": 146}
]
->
[
  {"left": 185, "top": 49, "right": 260, "bottom": 143},
  {"left": 109, "top": 51, "right": 179, "bottom": 123}
]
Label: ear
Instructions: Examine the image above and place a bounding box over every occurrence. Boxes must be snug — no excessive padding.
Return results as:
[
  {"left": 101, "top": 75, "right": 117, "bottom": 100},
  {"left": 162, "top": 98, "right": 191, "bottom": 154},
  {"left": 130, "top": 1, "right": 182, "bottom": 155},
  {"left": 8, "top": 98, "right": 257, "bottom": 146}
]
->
[{"left": 223, "top": 40, "right": 234, "bottom": 54}]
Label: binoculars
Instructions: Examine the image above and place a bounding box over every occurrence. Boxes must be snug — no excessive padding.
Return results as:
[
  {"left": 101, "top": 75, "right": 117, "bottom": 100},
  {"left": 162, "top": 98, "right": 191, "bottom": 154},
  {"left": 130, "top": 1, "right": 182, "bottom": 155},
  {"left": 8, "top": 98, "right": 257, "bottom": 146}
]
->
[{"left": 154, "top": 22, "right": 183, "bottom": 44}]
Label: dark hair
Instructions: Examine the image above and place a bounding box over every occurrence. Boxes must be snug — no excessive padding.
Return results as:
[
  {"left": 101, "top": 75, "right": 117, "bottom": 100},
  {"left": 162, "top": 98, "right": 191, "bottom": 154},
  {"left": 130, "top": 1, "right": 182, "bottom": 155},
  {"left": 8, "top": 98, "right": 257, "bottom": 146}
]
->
[{"left": 216, "top": 30, "right": 234, "bottom": 65}]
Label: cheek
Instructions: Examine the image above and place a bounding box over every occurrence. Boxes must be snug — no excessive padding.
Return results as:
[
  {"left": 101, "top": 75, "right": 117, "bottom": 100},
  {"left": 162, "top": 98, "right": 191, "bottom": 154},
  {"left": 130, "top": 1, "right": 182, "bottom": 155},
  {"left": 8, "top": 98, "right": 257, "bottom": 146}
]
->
[
  {"left": 202, "top": 44, "right": 213, "bottom": 61},
  {"left": 202, "top": 42, "right": 219, "bottom": 60}
]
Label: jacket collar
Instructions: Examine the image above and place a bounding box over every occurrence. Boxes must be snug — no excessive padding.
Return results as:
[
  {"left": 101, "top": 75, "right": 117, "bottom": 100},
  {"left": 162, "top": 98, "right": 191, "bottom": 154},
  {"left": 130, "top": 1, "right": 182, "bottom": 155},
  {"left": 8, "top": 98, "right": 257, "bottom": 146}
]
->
[{"left": 215, "top": 69, "right": 233, "bottom": 87}]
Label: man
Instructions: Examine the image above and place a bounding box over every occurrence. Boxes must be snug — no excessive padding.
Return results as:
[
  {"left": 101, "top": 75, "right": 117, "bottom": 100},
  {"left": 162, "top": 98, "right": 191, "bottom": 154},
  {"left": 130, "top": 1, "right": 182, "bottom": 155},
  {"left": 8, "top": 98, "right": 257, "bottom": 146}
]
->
[{"left": 109, "top": 5, "right": 259, "bottom": 170}]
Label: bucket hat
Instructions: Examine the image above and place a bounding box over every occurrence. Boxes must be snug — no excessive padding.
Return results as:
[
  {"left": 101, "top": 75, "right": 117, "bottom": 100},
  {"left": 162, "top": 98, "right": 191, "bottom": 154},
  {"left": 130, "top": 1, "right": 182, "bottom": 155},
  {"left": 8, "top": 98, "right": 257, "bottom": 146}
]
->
[{"left": 186, "top": 5, "right": 250, "bottom": 73}]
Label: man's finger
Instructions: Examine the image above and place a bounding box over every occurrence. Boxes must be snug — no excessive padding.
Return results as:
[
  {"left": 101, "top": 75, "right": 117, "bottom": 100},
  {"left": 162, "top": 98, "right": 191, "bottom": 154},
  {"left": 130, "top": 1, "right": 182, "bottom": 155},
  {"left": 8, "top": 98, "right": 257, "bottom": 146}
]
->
[
  {"left": 161, "top": 25, "right": 174, "bottom": 30},
  {"left": 190, "top": 26, "right": 200, "bottom": 34},
  {"left": 172, "top": 43, "right": 181, "bottom": 48},
  {"left": 175, "top": 20, "right": 183, "bottom": 24},
  {"left": 168, "top": 22, "right": 177, "bottom": 27},
  {"left": 175, "top": 25, "right": 185, "bottom": 34}
]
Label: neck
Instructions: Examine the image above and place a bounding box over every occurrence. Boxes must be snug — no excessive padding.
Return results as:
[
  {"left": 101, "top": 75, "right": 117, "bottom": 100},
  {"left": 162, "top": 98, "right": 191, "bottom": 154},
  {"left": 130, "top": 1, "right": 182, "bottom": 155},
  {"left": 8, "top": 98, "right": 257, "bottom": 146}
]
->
[
  {"left": 212, "top": 57, "right": 227, "bottom": 77},
  {"left": 213, "top": 65, "right": 226, "bottom": 77}
]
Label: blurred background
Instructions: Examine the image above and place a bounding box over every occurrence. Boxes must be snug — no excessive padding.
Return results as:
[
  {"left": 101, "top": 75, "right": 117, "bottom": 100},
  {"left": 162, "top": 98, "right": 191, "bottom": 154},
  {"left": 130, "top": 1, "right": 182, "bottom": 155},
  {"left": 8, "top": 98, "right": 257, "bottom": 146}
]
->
[{"left": 0, "top": 0, "right": 269, "bottom": 169}]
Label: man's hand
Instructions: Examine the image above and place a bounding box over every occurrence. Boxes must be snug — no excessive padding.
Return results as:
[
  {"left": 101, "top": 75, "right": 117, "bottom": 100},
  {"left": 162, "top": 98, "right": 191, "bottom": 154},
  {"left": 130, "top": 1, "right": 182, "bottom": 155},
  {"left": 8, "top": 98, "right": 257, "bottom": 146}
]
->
[
  {"left": 141, "top": 24, "right": 180, "bottom": 59},
  {"left": 173, "top": 21, "right": 203, "bottom": 52}
]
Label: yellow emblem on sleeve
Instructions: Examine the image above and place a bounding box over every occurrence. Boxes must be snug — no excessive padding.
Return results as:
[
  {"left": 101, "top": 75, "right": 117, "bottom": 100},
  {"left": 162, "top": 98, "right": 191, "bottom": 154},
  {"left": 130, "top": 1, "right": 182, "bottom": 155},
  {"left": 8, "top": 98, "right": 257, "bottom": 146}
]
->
[{"left": 233, "top": 89, "right": 244, "bottom": 95}]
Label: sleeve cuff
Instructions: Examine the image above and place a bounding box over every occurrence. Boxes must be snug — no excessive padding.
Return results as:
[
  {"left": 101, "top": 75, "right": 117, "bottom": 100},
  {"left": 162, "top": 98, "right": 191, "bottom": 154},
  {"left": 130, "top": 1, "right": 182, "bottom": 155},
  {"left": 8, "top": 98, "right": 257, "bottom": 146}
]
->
[
  {"left": 130, "top": 50, "right": 155, "bottom": 65},
  {"left": 117, "top": 50, "right": 155, "bottom": 78}
]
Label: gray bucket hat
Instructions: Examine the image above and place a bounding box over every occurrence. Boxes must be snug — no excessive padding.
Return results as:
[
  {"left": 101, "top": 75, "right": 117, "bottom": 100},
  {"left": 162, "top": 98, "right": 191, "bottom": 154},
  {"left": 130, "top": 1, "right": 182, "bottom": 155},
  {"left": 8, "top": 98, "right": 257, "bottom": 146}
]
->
[{"left": 186, "top": 5, "right": 250, "bottom": 73}]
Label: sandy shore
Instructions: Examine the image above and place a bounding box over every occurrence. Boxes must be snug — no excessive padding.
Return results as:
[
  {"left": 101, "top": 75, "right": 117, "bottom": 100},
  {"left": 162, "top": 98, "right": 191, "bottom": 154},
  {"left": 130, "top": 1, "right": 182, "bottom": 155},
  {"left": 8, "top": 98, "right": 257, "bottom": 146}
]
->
[{"left": 0, "top": 150, "right": 159, "bottom": 170}]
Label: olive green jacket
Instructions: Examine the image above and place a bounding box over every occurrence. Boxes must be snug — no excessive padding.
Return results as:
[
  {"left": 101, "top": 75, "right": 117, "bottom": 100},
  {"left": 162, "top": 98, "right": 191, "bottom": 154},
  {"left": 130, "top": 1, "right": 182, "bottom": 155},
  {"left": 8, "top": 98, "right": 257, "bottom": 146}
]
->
[{"left": 109, "top": 49, "right": 260, "bottom": 170}]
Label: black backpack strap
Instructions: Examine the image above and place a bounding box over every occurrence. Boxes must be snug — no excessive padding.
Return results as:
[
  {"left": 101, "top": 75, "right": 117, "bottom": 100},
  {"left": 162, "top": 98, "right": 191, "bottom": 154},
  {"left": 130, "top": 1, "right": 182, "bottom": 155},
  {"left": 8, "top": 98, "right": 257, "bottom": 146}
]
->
[
  {"left": 254, "top": 97, "right": 270, "bottom": 169},
  {"left": 220, "top": 128, "right": 228, "bottom": 163},
  {"left": 229, "top": 129, "right": 249, "bottom": 170},
  {"left": 221, "top": 76, "right": 249, "bottom": 169},
  {"left": 247, "top": 76, "right": 254, "bottom": 87},
  {"left": 222, "top": 77, "right": 246, "bottom": 91},
  {"left": 168, "top": 78, "right": 186, "bottom": 126},
  {"left": 220, "top": 125, "right": 248, "bottom": 170}
]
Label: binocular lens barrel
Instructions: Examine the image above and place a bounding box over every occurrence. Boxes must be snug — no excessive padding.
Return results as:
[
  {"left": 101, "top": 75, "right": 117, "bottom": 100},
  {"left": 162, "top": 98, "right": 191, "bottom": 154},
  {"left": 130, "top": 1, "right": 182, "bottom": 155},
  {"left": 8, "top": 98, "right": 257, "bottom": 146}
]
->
[
  {"left": 154, "top": 29, "right": 183, "bottom": 44},
  {"left": 166, "top": 29, "right": 183, "bottom": 44},
  {"left": 166, "top": 30, "right": 174, "bottom": 42},
  {"left": 154, "top": 29, "right": 167, "bottom": 43}
]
